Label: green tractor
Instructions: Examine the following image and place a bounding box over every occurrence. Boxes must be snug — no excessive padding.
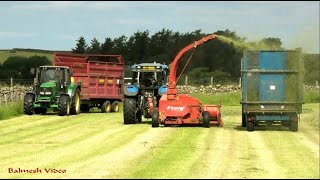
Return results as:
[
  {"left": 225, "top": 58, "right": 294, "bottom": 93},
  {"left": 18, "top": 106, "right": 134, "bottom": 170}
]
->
[{"left": 24, "top": 66, "right": 81, "bottom": 116}]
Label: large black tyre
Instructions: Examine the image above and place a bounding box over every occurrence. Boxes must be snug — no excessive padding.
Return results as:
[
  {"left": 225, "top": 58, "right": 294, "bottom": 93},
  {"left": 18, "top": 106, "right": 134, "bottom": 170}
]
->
[
  {"left": 246, "top": 121, "right": 254, "bottom": 132},
  {"left": 123, "top": 97, "right": 137, "bottom": 124},
  {"left": 70, "top": 89, "right": 81, "bottom": 115},
  {"left": 58, "top": 95, "right": 70, "bottom": 116},
  {"left": 101, "top": 101, "right": 111, "bottom": 113},
  {"left": 111, "top": 101, "right": 119, "bottom": 112},
  {"left": 152, "top": 109, "right": 159, "bottom": 128},
  {"left": 289, "top": 114, "right": 298, "bottom": 132},
  {"left": 24, "top": 94, "right": 34, "bottom": 115},
  {"left": 203, "top": 111, "right": 210, "bottom": 128}
]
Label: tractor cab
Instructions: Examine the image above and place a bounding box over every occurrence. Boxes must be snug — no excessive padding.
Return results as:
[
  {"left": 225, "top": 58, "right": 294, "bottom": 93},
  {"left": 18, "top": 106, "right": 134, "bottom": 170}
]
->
[
  {"left": 130, "top": 63, "right": 169, "bottom": 89},
  {"left": 34, "top": 66, "right": 72, "bottom": 96}
]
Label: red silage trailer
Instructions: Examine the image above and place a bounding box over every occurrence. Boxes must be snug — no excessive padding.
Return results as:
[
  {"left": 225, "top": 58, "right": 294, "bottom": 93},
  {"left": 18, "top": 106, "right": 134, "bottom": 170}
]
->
[{"left": 54, "top": 52, "right": 124, "bottom": 113}]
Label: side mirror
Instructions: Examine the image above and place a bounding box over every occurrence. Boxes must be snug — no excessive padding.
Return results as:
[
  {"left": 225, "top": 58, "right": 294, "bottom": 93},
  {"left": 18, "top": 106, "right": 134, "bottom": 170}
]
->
[{"left": 30, "top": 68, "right": 35, "bottom": 75}]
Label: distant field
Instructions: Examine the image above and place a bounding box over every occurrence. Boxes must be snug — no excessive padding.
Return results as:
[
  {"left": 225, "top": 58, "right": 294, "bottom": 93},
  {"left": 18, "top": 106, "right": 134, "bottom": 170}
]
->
[{"left": 0, "top": 50, "right": 54, "bottom": 63}]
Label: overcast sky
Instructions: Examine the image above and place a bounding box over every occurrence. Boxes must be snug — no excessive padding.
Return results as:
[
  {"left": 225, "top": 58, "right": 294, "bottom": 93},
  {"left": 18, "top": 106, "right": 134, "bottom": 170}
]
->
[{"left": 0, "top": 1, "right": 319, "bottom": 53}]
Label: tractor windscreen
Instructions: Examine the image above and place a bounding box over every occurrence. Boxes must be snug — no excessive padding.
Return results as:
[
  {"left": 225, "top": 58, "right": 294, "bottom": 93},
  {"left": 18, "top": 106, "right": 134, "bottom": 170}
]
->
[
  {"left": 40, "top": 69, "right": 64, "bottom": 83},
  {"left": 138, "top": 71, "right": 167, "bottom": 87}
]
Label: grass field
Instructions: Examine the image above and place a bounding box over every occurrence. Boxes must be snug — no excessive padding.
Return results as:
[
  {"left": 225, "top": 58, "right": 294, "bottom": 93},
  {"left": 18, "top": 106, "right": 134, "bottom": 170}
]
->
[
  {"left": 0, "top": 50, "right": 53, "bottom": 63},
  {"left": 0, "top": 103, "right": 318, "bottom": 178}
]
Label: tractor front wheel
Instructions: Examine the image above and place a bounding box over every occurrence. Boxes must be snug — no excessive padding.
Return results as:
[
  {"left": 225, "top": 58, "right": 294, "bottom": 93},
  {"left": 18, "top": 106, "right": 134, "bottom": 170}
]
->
[
  {"left": 58, "top": 95, "right": 70, "bottom": 116},
  {"left": 70, "top": 89, "right": 81, "bottom": 115},
  {"left": 123, "top": 97, "right": 137, "bottom": 124},
  {"left": 203, "top": 111, "right": 210, "bottom": 128},
  {"left": 152, "top": 109, "right": 159, "bottom": 128},
  {"left": 24, "top": 94, "right": 35, "bottom": 115}
]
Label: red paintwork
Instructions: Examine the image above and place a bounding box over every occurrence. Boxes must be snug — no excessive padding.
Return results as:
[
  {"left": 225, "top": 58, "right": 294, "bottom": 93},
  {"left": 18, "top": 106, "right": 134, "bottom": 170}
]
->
[
  {"left": 54, "top": 53, "right": 124, "bottom": 102},
  {"left": 158, "top": 34, "right": 223, "bottom": 127}
]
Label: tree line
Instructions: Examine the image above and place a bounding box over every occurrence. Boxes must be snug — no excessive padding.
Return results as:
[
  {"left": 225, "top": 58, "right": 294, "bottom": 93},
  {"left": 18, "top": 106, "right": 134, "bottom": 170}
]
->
[
  {"left": 71, "top": 29, "right": 284, "bottom": 80},
  {"left": 0, "top": 29, "right": 317, "bottom": 85}
]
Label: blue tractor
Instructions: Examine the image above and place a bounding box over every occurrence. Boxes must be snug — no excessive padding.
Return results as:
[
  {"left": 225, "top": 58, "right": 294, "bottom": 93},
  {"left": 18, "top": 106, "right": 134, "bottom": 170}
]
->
[{"left": 123, "top": 63, "right": 169, "bottom": 124}]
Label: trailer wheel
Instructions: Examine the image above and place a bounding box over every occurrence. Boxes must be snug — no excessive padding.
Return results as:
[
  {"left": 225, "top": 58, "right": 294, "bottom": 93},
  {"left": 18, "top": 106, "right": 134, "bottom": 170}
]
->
[
  {"left": 123, "top": 97, "right": 137, "bottom": 124},
  {"left": 70, "top": 89, "right": 81, "bottom": 115},
  {"left": 246, "top": 122, "right": 254, "bottom": 132},
  {"left": 58, "top": 95, "right": 70, "bottom": 116},
  {"left": 24, "top": 94, "right": 35, "bottom": 115},
  {"left": 203, "top": 111, "right": 210, "bottom": 128},
  {"left": 152, "top": 109, "right": 159, "bottom": 128},
  {"left": 101, "top": 101, "right": 111, "bottom": 113},
  {"left": 111, "top": 101, "right": 119, "bottom": 112},
  {"left": 289, "top": 114, "right": 298, "bottom": 132}
]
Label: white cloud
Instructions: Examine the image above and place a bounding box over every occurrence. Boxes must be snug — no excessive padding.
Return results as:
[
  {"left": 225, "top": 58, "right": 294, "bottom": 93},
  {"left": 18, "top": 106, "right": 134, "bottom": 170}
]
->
[{"left": 0, "top": 31, "right": 39, "bottom": 38}]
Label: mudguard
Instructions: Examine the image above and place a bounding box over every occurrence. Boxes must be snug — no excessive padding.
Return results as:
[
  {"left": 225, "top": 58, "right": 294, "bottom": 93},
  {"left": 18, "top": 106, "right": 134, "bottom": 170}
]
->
[
  {"left": 67, "top": 83, "right": 81, "bottom": 97},
  {"left": 124, "top": 84, "right": 139, "bottom": 96}
]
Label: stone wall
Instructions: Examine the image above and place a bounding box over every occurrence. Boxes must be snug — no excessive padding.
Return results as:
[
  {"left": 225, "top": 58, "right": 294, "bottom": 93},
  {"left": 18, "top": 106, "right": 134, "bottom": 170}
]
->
[{"left": 0, "top": 84, "right": 318, "bottom": 104}]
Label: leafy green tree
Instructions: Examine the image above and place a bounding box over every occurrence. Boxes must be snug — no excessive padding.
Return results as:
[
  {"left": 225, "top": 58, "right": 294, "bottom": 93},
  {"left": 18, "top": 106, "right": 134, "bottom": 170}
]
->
[
  {"left": 0, "top": 55, "right": 51, "bottom": 79},
  {"left": 101, "top": 37, "right": 114, "bottom": 54},
  {"left": 72, "top": 36, "right": 88, "bottom": 54},
  {"left": 259, "top": 37, "right": 283, "bottom": 50},
  {"left": 87, "top": 37, "right": 101, "bottom": 54},
  {"left": 112, "top": 35, "right": 129, "bottom": 63},
  {"left": 126, "top": 30, "right": 150, "bottom": 64}
]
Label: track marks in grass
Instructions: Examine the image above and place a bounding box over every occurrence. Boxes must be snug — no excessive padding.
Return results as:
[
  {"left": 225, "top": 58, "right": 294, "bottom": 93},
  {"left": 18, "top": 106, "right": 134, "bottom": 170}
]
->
[{"left": 124, "top": 127, "right": 210, "bottom": 178}]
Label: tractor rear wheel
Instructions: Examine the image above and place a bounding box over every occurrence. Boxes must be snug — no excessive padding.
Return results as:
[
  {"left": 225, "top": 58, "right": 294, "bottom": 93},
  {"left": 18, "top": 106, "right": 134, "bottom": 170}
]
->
[
  {"left": 101, "top": 101, "right": 111, "bottom": 113},
  {"left": 70, "top": 89, "right": 81, "bottom": 115},
  {"left": 24, "top": 94, "right": 35, "bottom": 115},
  {"left": 203, "top": 111, "right": 210, "bottom": 128},
  {"left": 152, "top": 109, "right": 159, "bottom": 128},
  {"left": 246, "top": 121, "right": 254, "bottom": 132},
  {"left": 58, "top": 95, "right": 70, "bottom": 116},
  {"left": 111, "top": 101, "right": 119, "bottom": 112},
  {"left": 123, "top": 97, "right": 137, "bottom": 124}
]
